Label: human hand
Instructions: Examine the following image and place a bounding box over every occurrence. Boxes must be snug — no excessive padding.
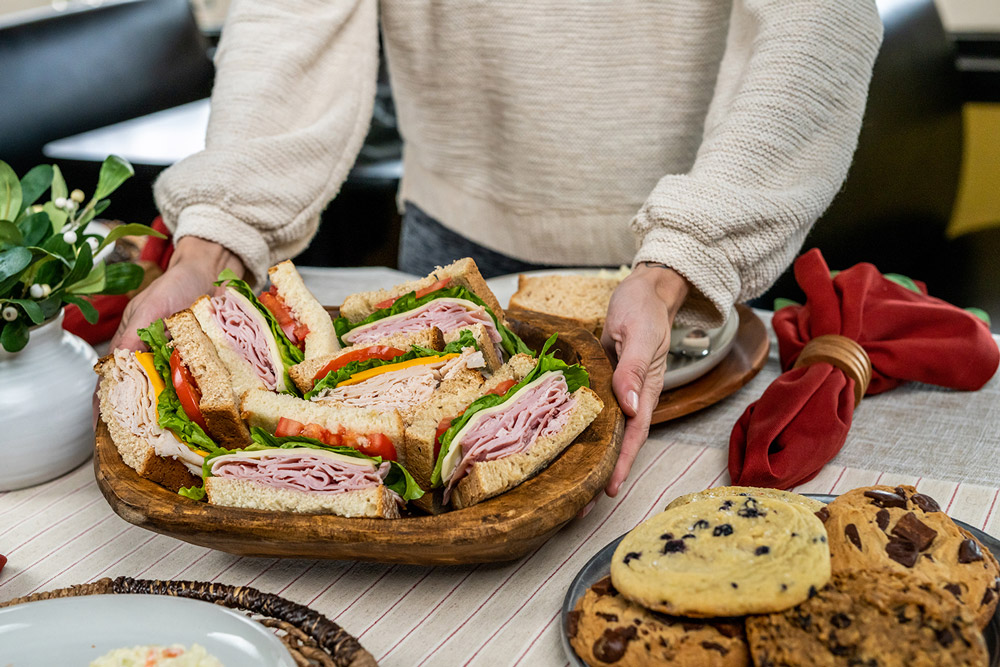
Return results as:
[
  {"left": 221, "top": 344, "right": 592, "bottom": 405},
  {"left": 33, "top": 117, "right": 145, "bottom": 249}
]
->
[{"left": 600, "top": 262, "right": 689, "bottom": 497}]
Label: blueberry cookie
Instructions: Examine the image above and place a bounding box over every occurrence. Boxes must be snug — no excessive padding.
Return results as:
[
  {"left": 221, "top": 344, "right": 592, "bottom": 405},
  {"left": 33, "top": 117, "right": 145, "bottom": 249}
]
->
[
  {"left": 821, "top": 485, "right": 1000, "bottom": 628},
  {"left": 610, "top": 494, "right": 831, "bottom": 617},
  {"left": 746, "top": 569, "right": 988, "bottom": 667},
  {"left": 568, "top": 576, "right": 749, "bottom": 667},
  {"left": 665, "top": 486, "right": 825, "bottom": 513}
]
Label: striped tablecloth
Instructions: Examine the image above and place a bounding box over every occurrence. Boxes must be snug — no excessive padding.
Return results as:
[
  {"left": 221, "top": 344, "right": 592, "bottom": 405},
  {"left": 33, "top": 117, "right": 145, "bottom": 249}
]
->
[{"left": 2, "top": 267, "right": 999, "bottom": 666}]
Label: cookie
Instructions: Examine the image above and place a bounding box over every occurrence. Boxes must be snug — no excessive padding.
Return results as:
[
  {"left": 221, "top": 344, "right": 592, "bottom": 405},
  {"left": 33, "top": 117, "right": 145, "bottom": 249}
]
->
[
  {"left": 568, "top": 576, "right": 749, "bottom": 667},
  {"left": 610, "top": 494, "right": 831, "bottom": 617},
  {"left": 746, "top": 569, "right": 988, "bottom": 667},
  {"left": 666, "top": 486, "right": 826, "bottom": 513},
  {"left": 820, "top": 484, "right": 1000, "bottom": 628}
]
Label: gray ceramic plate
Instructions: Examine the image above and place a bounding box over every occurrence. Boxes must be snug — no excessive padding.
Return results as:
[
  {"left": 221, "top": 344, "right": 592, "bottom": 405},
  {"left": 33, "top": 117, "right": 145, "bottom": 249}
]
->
[{"left": 561, "top": 493, "right": 1000, "bottom": 666}]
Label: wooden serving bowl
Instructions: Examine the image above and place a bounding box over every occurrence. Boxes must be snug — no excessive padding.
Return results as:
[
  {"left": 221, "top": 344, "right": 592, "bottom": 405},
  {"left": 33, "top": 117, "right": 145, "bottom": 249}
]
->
[{"left": 94, "top": 312, "right": 624, "bottom": 565}]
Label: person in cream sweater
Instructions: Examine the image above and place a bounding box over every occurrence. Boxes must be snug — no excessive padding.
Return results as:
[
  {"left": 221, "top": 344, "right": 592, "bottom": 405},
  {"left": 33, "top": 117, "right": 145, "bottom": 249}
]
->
[{"left": 110, "top": 0, "right": 883, "bottom": 502}]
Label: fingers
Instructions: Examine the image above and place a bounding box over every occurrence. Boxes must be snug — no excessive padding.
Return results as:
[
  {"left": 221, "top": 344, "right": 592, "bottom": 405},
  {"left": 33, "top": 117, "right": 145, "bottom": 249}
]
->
[{"left": 605, "top": 369, "right": 663, "bottom": 496}]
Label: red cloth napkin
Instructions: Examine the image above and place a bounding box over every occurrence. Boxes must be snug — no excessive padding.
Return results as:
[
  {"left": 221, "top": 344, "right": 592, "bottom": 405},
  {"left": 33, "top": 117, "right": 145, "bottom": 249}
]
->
[
  {"left": 729, "top": 248, "right": 999, "bottom": 489},
  {"left": 63, "top": 217, "right": 173, "bottom": 344}
]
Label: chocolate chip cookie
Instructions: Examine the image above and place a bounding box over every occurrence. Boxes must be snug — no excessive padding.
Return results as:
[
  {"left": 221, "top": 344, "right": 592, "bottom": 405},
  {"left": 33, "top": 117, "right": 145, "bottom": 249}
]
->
[
  {"left": 568, "top": 576, "right": 749, "bottom": 667},
  {"left": 611, "top": 493, "right": 831, "bottom": 617},
  {"left": 746, "top": 569, "right": 988, "bottom": 667},
  {"left": 821, "top": 484, "right": 1000, "bottom": 628},
  {"left": 665, "top": 486, "right": 826, "bottom": 513}
]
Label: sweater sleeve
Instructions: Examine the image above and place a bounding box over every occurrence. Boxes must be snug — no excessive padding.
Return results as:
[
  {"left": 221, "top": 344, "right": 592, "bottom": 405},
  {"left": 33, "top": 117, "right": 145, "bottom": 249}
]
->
[
  {"left": 153, "top": 0, "right": 379, "bottom": 287},
  {"left": 631, "top": 0, "right": 883, "bottom": 328}
]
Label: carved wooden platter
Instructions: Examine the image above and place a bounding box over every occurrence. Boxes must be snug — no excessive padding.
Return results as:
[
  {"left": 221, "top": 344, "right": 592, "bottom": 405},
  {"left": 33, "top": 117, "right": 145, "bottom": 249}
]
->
[{"left": 94, "top": 312, "right": 625, "bottom": 565}]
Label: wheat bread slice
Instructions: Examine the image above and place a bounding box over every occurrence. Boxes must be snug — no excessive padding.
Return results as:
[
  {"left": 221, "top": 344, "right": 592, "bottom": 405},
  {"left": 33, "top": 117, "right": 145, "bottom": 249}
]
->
[
  {"left": 191, "top": 295, "right": 269, "bottom": 398},
  {"left": 166, "top": 309, "right": 251, "bottom": 450},
  {"left": 340, "top": 257, "right": 506, "bottom": 324},
  {"left": 509, "top": 273, "right": 624, "bottom": 335},
  {"left": 450, "top": 385, "right": 603, "bottom": 509},
  {"left": 204, "top": 476, "right": 400, "bottom": 518},
  {"left": 268, "top": 260, "right": 340, "bottom": 359},
  {"left": 289, "top": 328, "right": 446, "bottom": 394},
  {"left": 94, "top": 355, "right": 201, "bottom": 492},
  {"left": 444, "top": 323, "right": 502, "bottom": 374}
]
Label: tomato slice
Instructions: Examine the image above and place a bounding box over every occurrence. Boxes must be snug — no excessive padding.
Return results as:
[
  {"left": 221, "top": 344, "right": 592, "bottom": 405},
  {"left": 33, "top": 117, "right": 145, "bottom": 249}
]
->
[
  {"left": 260, "top": 287, "right": 309, "bottom": 350},
  {"left": 358, "top": 433, "right": 397, "bottom": 460},
  {"left": 312, "top": 346, "right": 406, "bottom": 381},
  {"left": 169, "top": 349, "right": 208, "bottom": 432},
  {"left": 488, "top": 379, "right": 517, "bottom": 397},
  {"left": 434, "top": 417, "right": 454, "bottom": 461},
  {"left": 275, "top": 417, "right": 305, "bottom": 437},
  {"left": 373, "top": 277, "right": 453, "bottom": 310}
]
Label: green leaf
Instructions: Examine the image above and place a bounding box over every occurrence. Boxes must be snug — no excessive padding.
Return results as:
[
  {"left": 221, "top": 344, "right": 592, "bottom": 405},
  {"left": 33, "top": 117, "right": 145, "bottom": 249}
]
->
[
  {"left": 178, "top": 485, "right": 206, "bottom": 501},
  {"left": 36, "top": 294, "right": 62, "bottom": 321},
  {"left": 18, "top": 165, "right": 53, "bottom": 214},
  {"left": 61, "top": 242, "right": 93, "bottom": 289},
  {"left": 43, "top": 201, "right": 67, "bottom": 234},
  {"left": 50, "top": 165, "right": 67, "bottom": 202},
  {"left": 93, "top": 155, "right": 134, "bottom": 200},
  {"left": 76, "top": 199, "right": 110, "bottom": 230},
  {"left": 96, "top": 222, "right": 165, "bottom": 254},
  {"left": 3, "top": 298, "right": 44, "bottom": 324},
  {"left": 0, "top": 319, "right": 29, "bottom": 352},
  {"left": 0, "top": 246, "right": 32, "bottom": 282},
  {"left": 101, "top": 262, "right": 143, "bottom": 294},
  {"left": 40, "top": 232, "right": 75, "bottom": 264},
  {"left": 0, "top": 220, "right": 23, "bottom": 246},
  {"left": 17, "top": 211, "right": 51, "bottom": 247},
  {"left": 773, "top": 297, "right": 800, "bottom": 312},
  {"left": 62, "top": 294, "right": 99, "bottom": 324},
  {"left": 965, "top": 307, "right": 991, "bottom": 327},
  {"left": 0, "top": 161, "right": 22, "bottom": 223},
  {"left": 67, "top": 260, "right": 106, "bottom": 295}
]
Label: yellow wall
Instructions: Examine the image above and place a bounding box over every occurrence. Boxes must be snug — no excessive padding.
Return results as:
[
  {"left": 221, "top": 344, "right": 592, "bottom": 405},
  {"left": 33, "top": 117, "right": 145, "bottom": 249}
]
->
[{"left": 949, "top": 104, "right": 1000, "bottom": 238}]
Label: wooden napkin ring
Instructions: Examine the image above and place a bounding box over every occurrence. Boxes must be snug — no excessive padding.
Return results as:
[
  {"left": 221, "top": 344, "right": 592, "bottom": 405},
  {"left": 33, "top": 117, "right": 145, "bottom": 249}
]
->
[{"left": 793, "top": 334, "right": 872, "bottom": 406}]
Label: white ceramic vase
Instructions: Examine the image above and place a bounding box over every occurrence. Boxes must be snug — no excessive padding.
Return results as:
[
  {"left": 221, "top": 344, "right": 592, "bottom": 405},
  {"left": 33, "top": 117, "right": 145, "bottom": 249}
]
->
[{"left": 0, "top": 310, "right": 98, "bottom": 490}]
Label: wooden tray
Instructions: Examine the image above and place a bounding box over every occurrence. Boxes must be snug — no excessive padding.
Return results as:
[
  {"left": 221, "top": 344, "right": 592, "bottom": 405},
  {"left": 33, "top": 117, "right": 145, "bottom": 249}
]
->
[
  {"left": 651, "top": 304, "right": 770, "bottom": 423},
  {"left": 94, "top": 312, "right": 625, "bottom": 565}
]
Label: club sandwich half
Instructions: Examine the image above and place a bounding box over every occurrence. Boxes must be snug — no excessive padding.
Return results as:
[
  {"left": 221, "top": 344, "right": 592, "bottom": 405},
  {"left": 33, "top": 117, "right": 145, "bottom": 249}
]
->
[
  {"left": 334, "top": 258, "right": 530, "bottom": 364},
  {"left": 200, "top": 427, "right": 423, "bottom": 518},
  {"left": 95, "top": 312, "right": 249, "bottom": 492}
]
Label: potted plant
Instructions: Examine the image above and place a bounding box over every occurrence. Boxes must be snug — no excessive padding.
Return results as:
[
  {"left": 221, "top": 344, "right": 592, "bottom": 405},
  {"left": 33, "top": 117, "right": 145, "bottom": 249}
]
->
[{"left": 0, "top": 156, "right": 163, "bottom": 490}]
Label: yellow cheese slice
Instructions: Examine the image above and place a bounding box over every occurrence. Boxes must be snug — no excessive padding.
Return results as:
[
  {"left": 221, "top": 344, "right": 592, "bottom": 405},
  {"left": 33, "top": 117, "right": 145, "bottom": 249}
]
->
[
  {"left": 135, "top": 351, "right": 165, "bottom": 400},
  {"left": 336, "top": 353, "right": 460, "bottom": 388}
]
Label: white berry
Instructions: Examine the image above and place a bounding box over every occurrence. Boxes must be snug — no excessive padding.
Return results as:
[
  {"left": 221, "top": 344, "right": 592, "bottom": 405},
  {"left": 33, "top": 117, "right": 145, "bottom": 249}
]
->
[
  {"left": 54, "top": 197, "right": 67, "bottom": 208},
  {"left": 63, "top": 230, "right": 78, "bottom": 245},
  {"left": 29, "top": 284, "right": 44, "bottom": 299},
  {"left": 70, "top": 189, "right": 85, "bottom": 203},
  {"left": 41, "top": 284, "right": 52, "bottom": 297},
  {"left": 2, "top": 306, "right": 17, "bottom": 322}
]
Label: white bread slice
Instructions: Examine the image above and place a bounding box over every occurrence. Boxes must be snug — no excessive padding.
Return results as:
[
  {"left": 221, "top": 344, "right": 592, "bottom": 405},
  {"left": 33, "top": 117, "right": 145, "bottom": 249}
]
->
[
  {"left": 165, "top": 309, "right": 251, "bottom": 450},
  {"left": 204, "top": 476, "right": 400, "bottom": 518},
  {"left": 241, "top": 390, "right": 405, "bottom": 450},
  {"left": 191, "top": 295, "right": 271, "bottom": 398},
  {"left": 340, "top": 257, "right": 507, "bottom": 325},
  {"left": 94, "top": 355, "right": 201, "bottom": 492},
  {"left": 451, "top": 385, "right": 603, "bottom": 509},
  {"left": 403, "top": 353, "right": 538, "bottom": 501},
  {"left": 268, "top": 260, "right": 340, "bottom": 359},
  {"left": 289, "top": 328, "right": 446, "bottom": 395},
  {"left": 509, "top": 272, "right": 627, "bottom": 336}
]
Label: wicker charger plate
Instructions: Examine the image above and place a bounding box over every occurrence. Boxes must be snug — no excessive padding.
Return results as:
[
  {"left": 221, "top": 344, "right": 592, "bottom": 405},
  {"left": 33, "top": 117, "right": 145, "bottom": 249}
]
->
[
  {"left": 95, "top": 312, "right": 625, "bottom": 565},
  {"left": 0, "top": 577, "right": 374, "bottom": 666}
]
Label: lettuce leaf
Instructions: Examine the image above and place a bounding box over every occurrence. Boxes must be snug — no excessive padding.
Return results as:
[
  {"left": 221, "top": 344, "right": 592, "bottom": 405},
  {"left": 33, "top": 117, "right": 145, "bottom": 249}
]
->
[
  {"left": 430, "top": 334, "right": 589, "bottom": 486},
  {"left": 333, "top": 285, "right": 532, "bottom": 358},
  {"left": 216, "top": 268, "right": 303, "bottom": 393},
  {"left": 136, "top": 320, "right": 220, "bottom": 453},
  {"left": 304, "top": 329, "right": 481, "bottom": 400},
  {"left": 191, "top": 427, "right": 423, "bottom": 501}
]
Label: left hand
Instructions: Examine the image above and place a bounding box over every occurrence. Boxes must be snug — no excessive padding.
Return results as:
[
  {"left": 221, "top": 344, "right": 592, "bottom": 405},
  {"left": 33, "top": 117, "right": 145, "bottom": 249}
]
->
[{"left": 601, "top": 262, "right": 690, "bottom": 497}]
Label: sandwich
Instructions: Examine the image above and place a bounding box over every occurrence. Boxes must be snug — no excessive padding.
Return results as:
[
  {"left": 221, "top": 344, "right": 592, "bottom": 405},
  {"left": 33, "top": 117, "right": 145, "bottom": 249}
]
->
[
  {"left": 334, "top": 258, "right": 532, "bottom": 363},
  {"left": 259, "top": 260, "right": 341, "bottom": 359},
  {"left": 289, "top": 328, "right": 496, "bottom": 422},
  {"left": 426, "top": 335, "right": 603, "bottom": 509},
  {"left": 95, "top": 313, "right": 246, "bottom": 492},
  {"left": 240, "top": 389, "right": 405, "bottom": 462},
  {"left": 200, "top": 427, "right": 423, "bottom": 518},
  {"left": 191, "top": 269, "right": 305, "bottom": 397}
]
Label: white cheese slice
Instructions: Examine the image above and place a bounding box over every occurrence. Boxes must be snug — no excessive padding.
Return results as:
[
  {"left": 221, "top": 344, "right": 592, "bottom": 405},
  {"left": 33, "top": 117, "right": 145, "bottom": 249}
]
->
[
  {"left": 226, "top": 287, "right": 288, "bottom": 393},
  {"left": 209, "top": 447, "right": 376, "bottom": 470}
]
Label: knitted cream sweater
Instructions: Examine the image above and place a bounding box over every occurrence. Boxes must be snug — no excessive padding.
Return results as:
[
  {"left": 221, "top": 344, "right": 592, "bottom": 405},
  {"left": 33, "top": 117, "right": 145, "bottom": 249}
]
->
[{"left": 154, "top": 0, "right": 882, "bottom": 326}]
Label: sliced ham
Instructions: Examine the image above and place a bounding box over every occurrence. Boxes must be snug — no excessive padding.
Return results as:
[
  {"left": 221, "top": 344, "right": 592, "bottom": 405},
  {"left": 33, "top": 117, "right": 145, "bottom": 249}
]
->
[
  {"left": 210, "top": 290, "right": 279, "bottom": 390},
  {"left": 107, "top": 350, "right": 204, "bottom": 475},
  {"left": 442, "top": 372, "right": 576, "bottom": 502},
  {"left": 210, "top": 450, "right": 397, "bottom": 502},
  {"left": 311, "top": 347, "right": 486, "bottom": 411},
  {"left": 344, "top": 300, "right": 503, "bottom": 359}
]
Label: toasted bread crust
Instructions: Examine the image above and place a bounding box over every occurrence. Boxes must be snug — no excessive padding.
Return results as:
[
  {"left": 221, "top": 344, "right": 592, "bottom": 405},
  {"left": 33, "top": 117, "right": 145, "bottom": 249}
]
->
[
  {"left": 166, "top": 309, "right": 251, "bottom": 450},
  {"left": 509, "top": 273, "right": 624, "bottom": 335},
  {"left": 267, "top": 260, "right": 341, "bottom": 359},
  {"left": 205, "top": 476, "right": 399, "bottom": 518},
  {"left": 450, "top": 385, "right": 603, "bottom": 509}
]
